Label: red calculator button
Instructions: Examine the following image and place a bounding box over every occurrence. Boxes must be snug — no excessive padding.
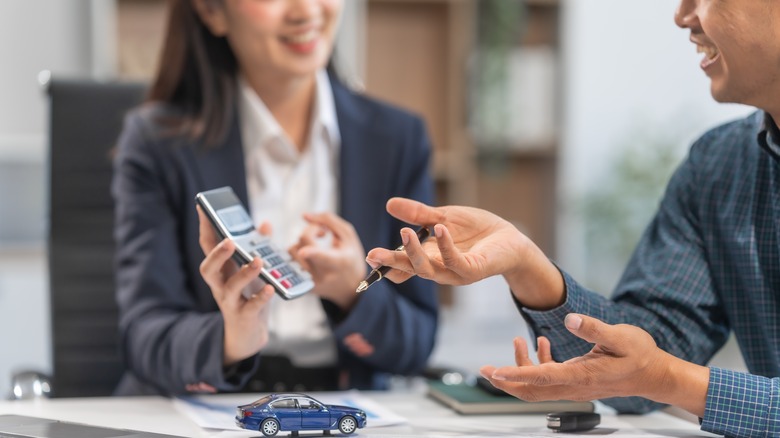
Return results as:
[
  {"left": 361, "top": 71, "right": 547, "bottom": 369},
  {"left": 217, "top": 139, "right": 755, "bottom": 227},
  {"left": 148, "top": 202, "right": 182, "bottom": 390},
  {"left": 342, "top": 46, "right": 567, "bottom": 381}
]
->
[
  {"left": 270, "top": 269, "right": 282, "bottom": 279},
  {"left": 281, "top": 279, "right": 292, "bottom": 289}
]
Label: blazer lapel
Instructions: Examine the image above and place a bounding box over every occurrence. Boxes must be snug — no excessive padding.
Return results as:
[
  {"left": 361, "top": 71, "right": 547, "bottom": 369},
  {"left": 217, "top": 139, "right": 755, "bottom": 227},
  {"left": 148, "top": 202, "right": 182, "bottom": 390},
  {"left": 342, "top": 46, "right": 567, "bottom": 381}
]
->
[
  {"left": 332, "top": 78, "right": 393, "bottom": 243},
  {"left": 334, "top": 84, "right": 364, "bottom": 223},
  {"left": 189, "top": 111, "right": 250, "bottom": 207}
]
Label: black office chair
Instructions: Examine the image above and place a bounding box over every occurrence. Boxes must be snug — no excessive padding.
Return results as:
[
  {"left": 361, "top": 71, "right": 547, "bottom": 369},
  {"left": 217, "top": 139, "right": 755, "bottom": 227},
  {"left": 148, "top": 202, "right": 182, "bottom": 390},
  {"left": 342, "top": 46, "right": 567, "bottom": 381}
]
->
[{"left": 47, "top": 78, "right": 146, "bottom": 397}]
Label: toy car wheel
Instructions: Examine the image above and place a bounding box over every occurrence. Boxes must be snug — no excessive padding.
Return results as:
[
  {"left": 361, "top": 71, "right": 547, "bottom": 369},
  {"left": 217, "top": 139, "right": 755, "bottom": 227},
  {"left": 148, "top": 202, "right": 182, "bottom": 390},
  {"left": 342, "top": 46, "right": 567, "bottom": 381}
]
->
[
  {"left": 260, "top": 418, "right": 280, "bottom": 437},
  {"left": 338, "top": 416, "right": 357, "bottom": 435}
]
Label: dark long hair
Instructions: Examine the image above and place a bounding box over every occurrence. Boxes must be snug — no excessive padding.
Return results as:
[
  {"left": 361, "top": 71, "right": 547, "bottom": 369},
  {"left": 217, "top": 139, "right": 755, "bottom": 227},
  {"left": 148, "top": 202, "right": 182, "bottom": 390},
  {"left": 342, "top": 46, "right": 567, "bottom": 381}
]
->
[{"left": 148, "top": 0, "right": 238, "bottom": 147}]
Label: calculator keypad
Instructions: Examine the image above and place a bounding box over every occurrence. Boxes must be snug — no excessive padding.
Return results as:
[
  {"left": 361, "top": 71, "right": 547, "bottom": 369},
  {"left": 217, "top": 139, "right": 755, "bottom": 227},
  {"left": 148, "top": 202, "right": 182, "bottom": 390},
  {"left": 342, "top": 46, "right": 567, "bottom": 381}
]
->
[{"left": 250, "top": 242, "right": 310, "bottom": 290}]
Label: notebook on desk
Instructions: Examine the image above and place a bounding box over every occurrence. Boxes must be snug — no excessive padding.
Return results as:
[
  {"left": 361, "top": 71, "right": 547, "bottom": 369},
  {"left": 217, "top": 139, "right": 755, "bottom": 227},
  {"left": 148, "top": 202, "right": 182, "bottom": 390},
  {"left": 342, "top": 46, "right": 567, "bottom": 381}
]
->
[
  {"left": 0, "top": 415, "right": 185, "bottom": 438},
  {"left": 427, "top": 380, "right": 595, "bottom": 415}
]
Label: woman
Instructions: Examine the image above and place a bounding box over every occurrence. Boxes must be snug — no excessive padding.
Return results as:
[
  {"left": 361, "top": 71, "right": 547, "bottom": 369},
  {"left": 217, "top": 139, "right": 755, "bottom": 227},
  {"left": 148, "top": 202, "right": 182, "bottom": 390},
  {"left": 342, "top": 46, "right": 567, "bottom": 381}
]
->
[{"left": 112, "top": 0, "right": 437, "bottom": 396}]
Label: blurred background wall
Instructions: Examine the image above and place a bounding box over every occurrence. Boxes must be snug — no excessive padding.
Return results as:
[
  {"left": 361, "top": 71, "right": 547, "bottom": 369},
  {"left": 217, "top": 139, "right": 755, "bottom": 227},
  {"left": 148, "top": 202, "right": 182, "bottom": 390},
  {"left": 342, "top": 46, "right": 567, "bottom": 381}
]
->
[
  {"left": 0, "top": 0, "right": 101, "bottom": 399},
  {"left": 0, "top": 0, "right": 750, "bottom": 397}
]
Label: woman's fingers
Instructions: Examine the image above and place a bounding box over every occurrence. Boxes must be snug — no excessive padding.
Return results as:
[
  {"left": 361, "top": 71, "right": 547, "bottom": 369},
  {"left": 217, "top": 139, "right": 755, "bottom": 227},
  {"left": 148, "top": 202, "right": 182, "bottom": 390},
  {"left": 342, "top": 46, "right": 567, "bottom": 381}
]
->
[
  {"left": 221, "top": 257, "right": 264, "bottom": 306},
  {"left": 199, "top": 239, "right": 236, "bottom": 298},
  {"left": 257, "top": 221, "right": 272, "bottom": 237},
  {"left": 303, "top": 212, "right": 355, "bottom": 240},
  {"left": 197, "top": 205, "right": 219, "bottom": 252},
  {"left": 343, "top": 333, "right": 375, "bottom": 357},
  {"left": 243, "top": 283, "right": 275, "bottom": 314},
  {"left": 290, "top": 225, "right": 320, "bottom": 272}
]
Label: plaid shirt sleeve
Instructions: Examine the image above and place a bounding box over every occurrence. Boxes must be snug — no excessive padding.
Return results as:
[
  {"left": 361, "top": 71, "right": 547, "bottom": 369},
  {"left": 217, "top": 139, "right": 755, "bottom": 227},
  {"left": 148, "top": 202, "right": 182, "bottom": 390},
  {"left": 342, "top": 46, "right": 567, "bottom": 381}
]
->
[
  {"left": 518, "top": 276, "right": 670, "bottom": 414},
  {"left": 519, "top": 135, "right": 732, "bottom": 414},
  {"left": 702, "top": 367, "right": 780, "bottom": 437},
  {"left": 514, "top": 113, "right": 780, "bottom": 435}
]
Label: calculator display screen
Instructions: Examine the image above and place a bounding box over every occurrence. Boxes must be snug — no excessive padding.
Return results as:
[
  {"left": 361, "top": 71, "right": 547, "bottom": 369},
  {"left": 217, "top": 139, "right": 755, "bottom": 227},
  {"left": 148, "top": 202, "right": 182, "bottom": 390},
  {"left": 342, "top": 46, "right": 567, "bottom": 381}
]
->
[{"left": 216, "top": 205, "right": 254, "bottom": 235}]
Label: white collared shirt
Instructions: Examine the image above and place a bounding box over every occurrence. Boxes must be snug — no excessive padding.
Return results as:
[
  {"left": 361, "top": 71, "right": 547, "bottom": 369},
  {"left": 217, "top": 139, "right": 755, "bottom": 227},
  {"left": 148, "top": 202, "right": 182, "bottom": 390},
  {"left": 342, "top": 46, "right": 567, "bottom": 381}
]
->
[{"left": 238, "top": 70, "right": 340, "bottom": 367}]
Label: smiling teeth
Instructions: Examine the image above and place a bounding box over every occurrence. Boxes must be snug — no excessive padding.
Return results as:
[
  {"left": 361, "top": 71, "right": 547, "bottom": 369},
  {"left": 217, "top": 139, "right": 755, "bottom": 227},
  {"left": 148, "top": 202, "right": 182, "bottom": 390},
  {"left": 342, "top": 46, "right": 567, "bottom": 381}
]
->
[
  {"left": 286, "top": 30, "right": 317, "bottom": 44},
  {"left": 696, "top": 44, "right": 719, "bottom": 60}
]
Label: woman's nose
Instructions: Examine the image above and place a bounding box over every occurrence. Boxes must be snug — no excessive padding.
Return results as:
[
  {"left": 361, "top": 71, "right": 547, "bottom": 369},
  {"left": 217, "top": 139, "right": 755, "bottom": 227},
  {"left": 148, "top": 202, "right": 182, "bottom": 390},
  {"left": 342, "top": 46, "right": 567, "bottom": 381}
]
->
[{"left": 286, "top": 0, "right": 320, "bottom": 25}]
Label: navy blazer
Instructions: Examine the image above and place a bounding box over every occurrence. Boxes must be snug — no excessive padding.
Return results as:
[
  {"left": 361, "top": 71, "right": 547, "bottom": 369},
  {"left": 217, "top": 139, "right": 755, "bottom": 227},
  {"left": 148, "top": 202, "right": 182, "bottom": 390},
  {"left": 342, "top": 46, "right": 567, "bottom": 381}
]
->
[{"left": 112, "top": 78, "right": 438, "bottom": 395}]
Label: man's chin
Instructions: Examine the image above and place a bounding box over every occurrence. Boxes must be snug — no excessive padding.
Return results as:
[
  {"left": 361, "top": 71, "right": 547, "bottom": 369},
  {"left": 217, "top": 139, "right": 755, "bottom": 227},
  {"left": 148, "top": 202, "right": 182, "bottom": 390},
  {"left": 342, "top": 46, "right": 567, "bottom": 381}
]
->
[{"left": 709, "top": 86, "right": 735, "bottom": 105}]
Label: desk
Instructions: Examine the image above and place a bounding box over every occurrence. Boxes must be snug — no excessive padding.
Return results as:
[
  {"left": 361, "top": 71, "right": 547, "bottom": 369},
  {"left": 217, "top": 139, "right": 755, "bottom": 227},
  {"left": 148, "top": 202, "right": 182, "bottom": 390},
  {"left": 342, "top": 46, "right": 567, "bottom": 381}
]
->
[{"left": 0, "top": 390, "right": 715, "bottom": 437}]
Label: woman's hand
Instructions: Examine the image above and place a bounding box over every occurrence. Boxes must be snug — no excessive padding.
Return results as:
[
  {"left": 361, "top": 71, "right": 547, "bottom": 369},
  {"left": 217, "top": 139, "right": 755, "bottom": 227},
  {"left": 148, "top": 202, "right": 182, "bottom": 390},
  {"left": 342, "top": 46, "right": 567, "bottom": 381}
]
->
[
  {"left": 288, "top": 212, "right": 366, "bottom": 311},
  {"left": 197, "top": 206, "right": 274, "bottom": 366},
  {"left": 365, "top": 197, "right": 565, "bottom": 309},
  {"left": 479, "top": 314, "right": 710, "bottom": 418}
]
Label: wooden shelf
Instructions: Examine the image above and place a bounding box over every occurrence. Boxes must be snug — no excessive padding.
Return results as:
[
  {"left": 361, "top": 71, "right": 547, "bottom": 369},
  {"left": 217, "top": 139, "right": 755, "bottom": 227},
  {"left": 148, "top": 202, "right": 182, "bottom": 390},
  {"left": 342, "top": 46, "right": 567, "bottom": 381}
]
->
[
  {"left": 524, "top": 0, "right": 560, "bottom": 7},
  {"left": 364, "top": 0, "right": 477, "bottom": 206},
  {"left": 364, "top": 0, "right": 561, "bottom": 260},
  {"left": 117, "top": 0, "right": 167, "bottom": 80}
]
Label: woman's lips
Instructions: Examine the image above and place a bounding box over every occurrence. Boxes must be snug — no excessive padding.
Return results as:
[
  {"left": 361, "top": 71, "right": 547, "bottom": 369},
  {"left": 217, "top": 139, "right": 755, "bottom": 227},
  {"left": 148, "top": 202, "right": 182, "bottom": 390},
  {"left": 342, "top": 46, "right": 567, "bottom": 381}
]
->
[{"left": 281, "top": 29, "right": 320, "bottom": 54}]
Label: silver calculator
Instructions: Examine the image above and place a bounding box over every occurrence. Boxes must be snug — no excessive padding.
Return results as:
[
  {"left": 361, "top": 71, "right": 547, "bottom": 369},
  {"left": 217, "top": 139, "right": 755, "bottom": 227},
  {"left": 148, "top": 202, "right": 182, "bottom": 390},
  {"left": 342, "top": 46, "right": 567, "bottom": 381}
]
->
[{"left": 195, "top": 187, "right": 314, "bottom": 300}]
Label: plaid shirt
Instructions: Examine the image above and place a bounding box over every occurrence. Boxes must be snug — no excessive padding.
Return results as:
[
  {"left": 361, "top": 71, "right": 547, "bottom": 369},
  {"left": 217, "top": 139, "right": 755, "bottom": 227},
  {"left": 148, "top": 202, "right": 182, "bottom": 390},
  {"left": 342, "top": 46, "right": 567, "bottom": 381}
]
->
[{"left": 521, "top": 111, "right": 780, "bottom": 437}]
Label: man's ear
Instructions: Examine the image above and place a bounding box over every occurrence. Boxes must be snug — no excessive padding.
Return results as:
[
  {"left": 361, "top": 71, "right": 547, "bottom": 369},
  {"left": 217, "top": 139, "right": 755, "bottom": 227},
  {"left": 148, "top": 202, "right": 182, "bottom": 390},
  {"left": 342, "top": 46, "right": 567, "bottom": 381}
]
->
[{"left": 192, "top": 0, "right": 229, "bottom": 37}]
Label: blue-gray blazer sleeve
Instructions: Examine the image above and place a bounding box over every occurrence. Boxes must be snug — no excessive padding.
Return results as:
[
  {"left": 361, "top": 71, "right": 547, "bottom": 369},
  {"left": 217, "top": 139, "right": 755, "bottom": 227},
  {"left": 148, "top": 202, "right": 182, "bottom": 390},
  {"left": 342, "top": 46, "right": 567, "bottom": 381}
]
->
[{"left": 112, "top": 110, "right": 257, "bottom": 395}]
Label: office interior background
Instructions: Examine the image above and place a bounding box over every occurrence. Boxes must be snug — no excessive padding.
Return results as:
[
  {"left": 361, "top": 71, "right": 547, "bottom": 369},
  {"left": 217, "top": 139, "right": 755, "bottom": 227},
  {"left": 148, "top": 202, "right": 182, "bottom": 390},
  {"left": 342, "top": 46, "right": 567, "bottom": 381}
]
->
[{"left": 0, "top": 0, "right": 752, "bottom": 398}]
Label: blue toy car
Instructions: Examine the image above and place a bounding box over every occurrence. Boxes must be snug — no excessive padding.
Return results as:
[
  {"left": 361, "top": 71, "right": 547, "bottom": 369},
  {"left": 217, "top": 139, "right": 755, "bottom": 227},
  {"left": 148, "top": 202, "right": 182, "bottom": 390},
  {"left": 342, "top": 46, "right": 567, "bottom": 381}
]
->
[{"left": 236, "top": 393, "right": 367, "bottom": 436}]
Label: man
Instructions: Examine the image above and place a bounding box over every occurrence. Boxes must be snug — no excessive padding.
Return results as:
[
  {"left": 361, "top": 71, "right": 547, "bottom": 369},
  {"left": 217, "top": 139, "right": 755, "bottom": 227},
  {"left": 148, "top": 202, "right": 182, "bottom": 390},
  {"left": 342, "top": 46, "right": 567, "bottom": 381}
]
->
[{"left": 366, "top": 1, "right": 780, "bottom": 436}]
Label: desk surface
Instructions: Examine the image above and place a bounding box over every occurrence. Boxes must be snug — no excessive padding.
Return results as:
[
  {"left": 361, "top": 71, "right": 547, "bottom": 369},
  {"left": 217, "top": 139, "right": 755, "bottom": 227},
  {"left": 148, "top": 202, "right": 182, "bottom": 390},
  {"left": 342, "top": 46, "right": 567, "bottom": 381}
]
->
[{"left": 0, "top": 390, "right": 715, "bottom": 437}]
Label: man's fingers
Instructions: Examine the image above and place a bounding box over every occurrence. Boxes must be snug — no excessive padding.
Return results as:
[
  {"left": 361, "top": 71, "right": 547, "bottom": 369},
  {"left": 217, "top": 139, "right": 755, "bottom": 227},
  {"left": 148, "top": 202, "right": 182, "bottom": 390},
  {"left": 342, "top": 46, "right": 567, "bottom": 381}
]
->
[
  {"left": 386, "top": 197, "right": 444, "bottom": 226},
  {"left": 484, "top": 377, "right": 578, "bottom": 403},
  {"left": 400, "top": 227, "right": 438, "bottom": 280},
  {"left": 363, "top": 253, "right": 414, "bottom": 284},
  {"left": 490, "top": 362, "right": 579, "bottom": 387},
  {"left": 366, "top": 248, "right": 415, "bottom": 274},
  {"left": 434, "top": 224, "right": 470, "bottom": 276},
  {"left": 514, "top": 337, "right": 534, "bottom": 367},
  {"left": 537, "top": 336, "right": 554, "bottom": 363},
  {"left": 565, "top": 314, "right": 628, "bottom": 352}
]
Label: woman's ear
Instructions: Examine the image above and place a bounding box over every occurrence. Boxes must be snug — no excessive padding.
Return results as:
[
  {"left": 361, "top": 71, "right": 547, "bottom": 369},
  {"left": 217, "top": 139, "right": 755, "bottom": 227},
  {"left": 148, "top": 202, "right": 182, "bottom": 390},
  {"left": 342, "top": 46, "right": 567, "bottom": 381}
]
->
[{"left": 192, "top": 0, "right": 229, "bottom": 36}]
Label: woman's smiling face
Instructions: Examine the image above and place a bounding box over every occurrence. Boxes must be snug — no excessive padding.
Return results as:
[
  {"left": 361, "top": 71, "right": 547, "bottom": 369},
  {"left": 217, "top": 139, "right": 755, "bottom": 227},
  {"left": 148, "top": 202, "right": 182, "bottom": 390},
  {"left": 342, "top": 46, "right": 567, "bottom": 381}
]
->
[{"left": 196, "top": 0, "right": 343, "bottom": 81}]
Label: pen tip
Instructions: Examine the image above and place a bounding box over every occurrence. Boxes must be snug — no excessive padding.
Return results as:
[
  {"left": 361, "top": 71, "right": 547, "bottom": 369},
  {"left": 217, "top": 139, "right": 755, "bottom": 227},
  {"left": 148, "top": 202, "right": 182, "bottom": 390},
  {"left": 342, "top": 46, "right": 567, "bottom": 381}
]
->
[{"left": 356, "top": 281, "right": 368, "bottom": 293}]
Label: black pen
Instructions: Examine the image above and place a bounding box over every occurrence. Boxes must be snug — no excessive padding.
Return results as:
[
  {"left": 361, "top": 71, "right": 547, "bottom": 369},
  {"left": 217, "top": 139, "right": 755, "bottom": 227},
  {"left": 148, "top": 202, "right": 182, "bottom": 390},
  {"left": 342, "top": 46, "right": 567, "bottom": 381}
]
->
[{"left": 356, "top": 226, "right": 431, "bottom": 293}]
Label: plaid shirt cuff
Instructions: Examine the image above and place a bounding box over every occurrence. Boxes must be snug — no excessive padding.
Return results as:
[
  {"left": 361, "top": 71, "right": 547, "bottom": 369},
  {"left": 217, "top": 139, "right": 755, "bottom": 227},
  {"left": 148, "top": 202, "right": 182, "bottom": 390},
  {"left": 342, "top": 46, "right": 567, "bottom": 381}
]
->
[
  {"left": 517, "top": 269, "right": 596, "bottom": 358},
  {"left": 702, "top": 367, "right": 780, "bottom": 437}
]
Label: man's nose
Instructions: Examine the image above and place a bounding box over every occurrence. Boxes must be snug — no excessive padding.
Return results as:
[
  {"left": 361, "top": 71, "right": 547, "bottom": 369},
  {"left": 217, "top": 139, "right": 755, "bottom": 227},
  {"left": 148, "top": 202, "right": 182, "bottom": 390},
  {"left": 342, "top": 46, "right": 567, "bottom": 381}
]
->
[{"left": 674, "top": 0, "right": 697, "bottom": 30}]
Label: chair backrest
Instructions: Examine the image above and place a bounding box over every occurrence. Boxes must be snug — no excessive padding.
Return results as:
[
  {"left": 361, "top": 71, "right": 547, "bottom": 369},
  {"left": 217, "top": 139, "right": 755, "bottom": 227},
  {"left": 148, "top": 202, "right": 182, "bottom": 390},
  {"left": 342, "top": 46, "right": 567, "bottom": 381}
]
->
[{"left": 47, "top": 79, "right": 145, "bottom": 397}]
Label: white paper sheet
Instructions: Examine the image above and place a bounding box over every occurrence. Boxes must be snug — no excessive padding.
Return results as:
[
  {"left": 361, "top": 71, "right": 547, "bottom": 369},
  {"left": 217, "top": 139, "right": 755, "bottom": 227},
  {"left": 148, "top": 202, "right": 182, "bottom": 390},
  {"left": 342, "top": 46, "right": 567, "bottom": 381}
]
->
[{"left": 173, "top": 390, "right": 407, "bottom": 432}]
